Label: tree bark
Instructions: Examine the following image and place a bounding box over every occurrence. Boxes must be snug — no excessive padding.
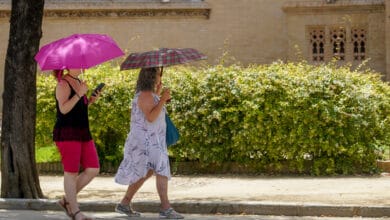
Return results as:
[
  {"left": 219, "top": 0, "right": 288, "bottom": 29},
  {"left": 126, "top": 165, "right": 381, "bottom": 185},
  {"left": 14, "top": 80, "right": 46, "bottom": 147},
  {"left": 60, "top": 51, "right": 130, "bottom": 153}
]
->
[{"left": 1, "top": 0, "right": 44, "bottom": 198}]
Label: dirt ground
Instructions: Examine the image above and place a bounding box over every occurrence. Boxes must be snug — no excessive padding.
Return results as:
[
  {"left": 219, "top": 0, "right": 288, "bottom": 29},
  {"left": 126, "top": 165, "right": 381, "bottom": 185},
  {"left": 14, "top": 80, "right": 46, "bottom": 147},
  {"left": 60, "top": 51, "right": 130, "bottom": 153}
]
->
[{"left": 35, "top": 174, "right": 390, "bottom": 206}]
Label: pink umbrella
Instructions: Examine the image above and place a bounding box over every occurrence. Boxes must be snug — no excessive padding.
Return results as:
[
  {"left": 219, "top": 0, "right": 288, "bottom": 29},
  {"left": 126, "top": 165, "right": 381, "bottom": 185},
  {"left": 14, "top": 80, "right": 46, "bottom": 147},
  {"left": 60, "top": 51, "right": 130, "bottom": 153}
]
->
[{"left": 35, "top": 33, "right": 124, "bottom": 71}]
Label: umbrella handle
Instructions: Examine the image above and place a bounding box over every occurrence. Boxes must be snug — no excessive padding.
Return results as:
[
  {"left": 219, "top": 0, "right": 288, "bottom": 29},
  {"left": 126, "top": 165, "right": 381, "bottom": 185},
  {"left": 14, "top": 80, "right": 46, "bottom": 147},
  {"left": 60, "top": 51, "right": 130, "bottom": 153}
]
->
[{"left": 160, "top": 66, "right": 170, "bottom": 102}]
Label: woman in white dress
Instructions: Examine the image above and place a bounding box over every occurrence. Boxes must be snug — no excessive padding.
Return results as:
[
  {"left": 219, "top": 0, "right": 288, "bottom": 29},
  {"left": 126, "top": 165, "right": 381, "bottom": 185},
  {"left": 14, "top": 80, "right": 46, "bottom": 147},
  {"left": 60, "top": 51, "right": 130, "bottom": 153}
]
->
[{"left": 114, "top": 67, "right": 184, "bottom": 219}]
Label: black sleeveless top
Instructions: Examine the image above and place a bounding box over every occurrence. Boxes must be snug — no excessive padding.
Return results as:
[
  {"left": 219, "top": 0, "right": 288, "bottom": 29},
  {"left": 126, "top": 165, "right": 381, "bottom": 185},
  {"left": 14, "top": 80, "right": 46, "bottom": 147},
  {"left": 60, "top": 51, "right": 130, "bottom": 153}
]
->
[{"left": 53, "top": 79, "right": 92, "bottom": 142}]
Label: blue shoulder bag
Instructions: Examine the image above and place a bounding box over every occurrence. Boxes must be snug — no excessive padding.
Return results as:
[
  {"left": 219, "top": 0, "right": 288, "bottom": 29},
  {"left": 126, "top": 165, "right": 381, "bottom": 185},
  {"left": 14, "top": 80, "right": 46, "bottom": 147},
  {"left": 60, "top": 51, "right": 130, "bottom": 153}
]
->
[{"left": 166, "top": 114, "right": 180, "bottom": 147}]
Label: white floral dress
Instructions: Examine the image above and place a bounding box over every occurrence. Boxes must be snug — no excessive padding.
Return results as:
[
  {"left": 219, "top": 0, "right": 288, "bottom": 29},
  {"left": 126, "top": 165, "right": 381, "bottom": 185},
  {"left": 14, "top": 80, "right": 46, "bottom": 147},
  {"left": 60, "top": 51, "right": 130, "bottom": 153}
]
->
[{"left": 115, "top": 92, "right": 170, "bottom": 185}]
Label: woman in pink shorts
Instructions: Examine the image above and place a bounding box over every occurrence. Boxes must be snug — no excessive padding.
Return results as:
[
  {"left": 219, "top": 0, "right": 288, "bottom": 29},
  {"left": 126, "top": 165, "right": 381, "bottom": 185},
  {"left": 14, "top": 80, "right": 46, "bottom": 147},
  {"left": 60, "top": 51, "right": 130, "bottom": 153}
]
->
[{"left": 53, "top": 69, "right": 101, "bottom": 220}]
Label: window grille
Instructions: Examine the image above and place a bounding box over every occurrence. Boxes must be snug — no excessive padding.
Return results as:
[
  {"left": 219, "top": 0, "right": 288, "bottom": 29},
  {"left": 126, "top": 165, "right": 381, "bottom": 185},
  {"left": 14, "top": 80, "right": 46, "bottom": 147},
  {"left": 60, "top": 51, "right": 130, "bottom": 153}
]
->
[
  {"left": 309, "top": 28, "right": 325, "bottom": 62},
  {"left": 330, "top": 27, "right": 346, "bottom": 61},
  {"left": 351, "top": 27, "right": 367, "bottom": 61}
]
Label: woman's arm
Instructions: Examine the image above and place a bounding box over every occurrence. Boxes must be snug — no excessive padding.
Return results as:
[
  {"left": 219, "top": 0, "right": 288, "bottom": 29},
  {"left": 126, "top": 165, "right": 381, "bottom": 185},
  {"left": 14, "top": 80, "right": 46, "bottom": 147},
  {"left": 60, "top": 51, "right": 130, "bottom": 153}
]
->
[
  {"left": 138, "top": 89, "right": 170, "bottom": 122},
  {"left": 55, "top": 81, "right": 81, "bottom": 114}
]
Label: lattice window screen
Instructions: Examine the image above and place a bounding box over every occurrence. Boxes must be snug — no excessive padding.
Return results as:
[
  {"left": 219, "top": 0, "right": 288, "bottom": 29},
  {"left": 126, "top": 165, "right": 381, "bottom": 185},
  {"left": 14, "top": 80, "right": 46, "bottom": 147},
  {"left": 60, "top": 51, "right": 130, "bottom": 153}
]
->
[
  {"left": 309, "top": 28, "right": 325, "bottom": 62},
  {"left": 351, "top": 27, "right": 367, "bottom": 61},
  {"left": 330, "top": 27, "right": 346, "bottom": 61}
]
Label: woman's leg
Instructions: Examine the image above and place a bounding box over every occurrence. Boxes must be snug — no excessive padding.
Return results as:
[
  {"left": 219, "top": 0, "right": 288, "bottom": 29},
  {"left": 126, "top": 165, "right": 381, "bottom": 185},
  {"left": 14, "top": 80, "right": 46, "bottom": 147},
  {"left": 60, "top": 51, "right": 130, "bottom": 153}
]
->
[
  {"left": 58, "top": 140, "right": 100, "bottom": 219},
  {"left": 76, "top": 168, "right": 100, "bottom": 193},
  {"left": 156, "top": 174, "right": 184, "bottom": 218},
  {"left": 56, "top": 141, "right": 82, "bottom": 215},
  {"left": 120, "top": 169, "right": 154, "bottom": 205},
  {"left": 78, "top": 140, "right": 100, "bottom": 193},
  {"left": 156, "top": 174, "right": 170, "bottom": 210},
  {"left": 63, "top": 171, "right": 80, "bottom": 215},
  {"left": 63, "top": 168, "right": 99, "bottom": 220}
]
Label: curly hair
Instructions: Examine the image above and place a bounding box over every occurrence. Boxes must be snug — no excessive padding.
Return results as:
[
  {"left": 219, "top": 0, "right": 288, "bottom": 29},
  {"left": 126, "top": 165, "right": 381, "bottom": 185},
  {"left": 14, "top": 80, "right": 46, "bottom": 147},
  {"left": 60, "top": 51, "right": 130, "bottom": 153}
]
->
[{"left": 136, "top": 67, "right": 160, "bottom": 92}]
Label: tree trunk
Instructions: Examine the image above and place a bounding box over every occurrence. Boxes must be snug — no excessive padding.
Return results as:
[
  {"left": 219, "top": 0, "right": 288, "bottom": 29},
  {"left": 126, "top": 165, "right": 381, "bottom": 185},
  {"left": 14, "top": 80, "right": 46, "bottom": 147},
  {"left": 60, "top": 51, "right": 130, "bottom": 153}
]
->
[{"left": 1, "top": 0, "right": 44, "bottom": 198}]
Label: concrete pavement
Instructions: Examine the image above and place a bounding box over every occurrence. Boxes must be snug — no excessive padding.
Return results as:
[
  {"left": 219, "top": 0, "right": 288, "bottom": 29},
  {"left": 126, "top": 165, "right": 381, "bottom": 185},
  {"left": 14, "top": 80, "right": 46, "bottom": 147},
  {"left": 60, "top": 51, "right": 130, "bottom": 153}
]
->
[
  {"left": 1, "top": 174, "right": 390, "bottom": 217},
  {"left": 0, "top": 210, "right": 388, "bottom": 220}
]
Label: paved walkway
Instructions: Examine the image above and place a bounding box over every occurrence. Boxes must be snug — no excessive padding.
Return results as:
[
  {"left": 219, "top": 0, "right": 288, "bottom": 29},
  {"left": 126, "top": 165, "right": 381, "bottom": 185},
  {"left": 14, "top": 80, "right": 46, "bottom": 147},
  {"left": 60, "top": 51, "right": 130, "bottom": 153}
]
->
[
  {"left": 0, "top": 210, "right": 388, "bottom": 220},
  {"left": 1, "top": 174, "right": 390, "bottom": 217}
]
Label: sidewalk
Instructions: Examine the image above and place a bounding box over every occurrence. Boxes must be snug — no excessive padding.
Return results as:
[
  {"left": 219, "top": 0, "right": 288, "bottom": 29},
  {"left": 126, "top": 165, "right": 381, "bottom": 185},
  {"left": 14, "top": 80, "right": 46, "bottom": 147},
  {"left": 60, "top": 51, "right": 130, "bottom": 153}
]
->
[{"left": 1, "top": 174, "right": 390, "bottom": 217}]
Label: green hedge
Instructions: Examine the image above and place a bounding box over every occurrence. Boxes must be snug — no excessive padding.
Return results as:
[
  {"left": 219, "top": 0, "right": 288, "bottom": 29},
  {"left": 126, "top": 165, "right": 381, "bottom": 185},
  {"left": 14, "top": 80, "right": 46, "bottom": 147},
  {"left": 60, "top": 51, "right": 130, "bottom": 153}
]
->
[{"left": 36, "top": 61, "right": 390, "bottom": 175}]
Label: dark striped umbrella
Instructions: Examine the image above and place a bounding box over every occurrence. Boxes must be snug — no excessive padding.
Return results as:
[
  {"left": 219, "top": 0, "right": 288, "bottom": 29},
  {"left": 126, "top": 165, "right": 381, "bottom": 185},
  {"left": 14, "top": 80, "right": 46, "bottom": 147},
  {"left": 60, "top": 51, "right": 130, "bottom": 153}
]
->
[{"left": 120, "top": 48, "right": 207, "bottom": 70}]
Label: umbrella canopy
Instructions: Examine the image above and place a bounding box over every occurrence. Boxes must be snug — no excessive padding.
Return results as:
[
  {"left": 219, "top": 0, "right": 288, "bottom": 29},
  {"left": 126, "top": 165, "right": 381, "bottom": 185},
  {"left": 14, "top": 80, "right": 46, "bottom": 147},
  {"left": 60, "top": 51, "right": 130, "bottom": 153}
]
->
[
  {"left": 120, "top": 48, "right": 207, "bottom": 70},
  {"left": 35, "top": 33, "right": 124, "bottom": 71}
]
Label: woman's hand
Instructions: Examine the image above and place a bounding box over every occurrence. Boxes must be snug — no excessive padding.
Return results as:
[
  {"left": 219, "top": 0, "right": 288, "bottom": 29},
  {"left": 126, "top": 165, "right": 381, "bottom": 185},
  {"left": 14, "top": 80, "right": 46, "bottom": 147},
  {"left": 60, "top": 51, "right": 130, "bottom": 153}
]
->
[
  {"left": 89, "top": 90, "right": 101, "bottom": 104},
  {"left": 161, "top": 88, "right": 171, "bottom": 103},
  {"left": 78, "top": 81, "right": 89, "bottom": 97},
  {"left": 156, "top": 82, "right": 162, "bottom": 95}
]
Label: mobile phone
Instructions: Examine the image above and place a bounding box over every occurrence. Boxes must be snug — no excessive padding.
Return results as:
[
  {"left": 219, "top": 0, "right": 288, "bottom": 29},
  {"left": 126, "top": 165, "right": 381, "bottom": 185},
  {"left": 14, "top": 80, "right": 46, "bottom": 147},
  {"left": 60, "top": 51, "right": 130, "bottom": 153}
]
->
[{"left": 92, "top": 83, "right": 105, "bottom": 96}]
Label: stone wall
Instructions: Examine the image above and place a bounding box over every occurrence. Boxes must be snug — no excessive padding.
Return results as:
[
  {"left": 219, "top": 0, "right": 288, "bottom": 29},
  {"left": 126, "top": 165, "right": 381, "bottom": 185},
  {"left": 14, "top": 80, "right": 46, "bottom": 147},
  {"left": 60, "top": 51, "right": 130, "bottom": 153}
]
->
[
  {"left": 0, "top": 0, "right": 387, "bottom": 109},
  {"left": 284, "top": 0, "right": 386, "bottom": 76},
  {"left": 0, "top": 0, "right": 291, "bottom": 108}
]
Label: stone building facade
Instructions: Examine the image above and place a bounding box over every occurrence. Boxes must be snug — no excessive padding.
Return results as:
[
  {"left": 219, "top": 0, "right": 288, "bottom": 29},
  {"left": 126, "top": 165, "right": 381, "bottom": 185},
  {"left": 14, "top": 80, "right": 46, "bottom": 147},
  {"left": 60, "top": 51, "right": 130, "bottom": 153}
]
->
[{"left": 0, "top": 0, "right": 388, "bottom": 105}]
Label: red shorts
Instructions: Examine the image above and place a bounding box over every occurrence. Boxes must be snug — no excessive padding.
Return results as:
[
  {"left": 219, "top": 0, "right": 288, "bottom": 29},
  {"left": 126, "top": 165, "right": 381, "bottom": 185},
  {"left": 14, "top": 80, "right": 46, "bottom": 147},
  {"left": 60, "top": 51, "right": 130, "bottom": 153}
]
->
[{"left": 55, "top": 140, "right": 100, "bottom": 173}]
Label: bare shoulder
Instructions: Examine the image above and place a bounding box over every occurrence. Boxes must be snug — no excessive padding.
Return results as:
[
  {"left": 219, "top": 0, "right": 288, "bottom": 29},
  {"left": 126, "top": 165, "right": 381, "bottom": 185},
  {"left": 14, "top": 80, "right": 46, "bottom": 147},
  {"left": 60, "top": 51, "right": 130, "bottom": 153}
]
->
[
  {"left": 56, "top": 80, "right": 70, "bottom": 93},
  {"left": 57, "top": 80, "right": 69, "bottom": 88},
  {"left": 138, "top": 91, "right": 154, "bottom": 100},
  {"left": 138, "top": 91, "right": 155, "bottom": 107}
]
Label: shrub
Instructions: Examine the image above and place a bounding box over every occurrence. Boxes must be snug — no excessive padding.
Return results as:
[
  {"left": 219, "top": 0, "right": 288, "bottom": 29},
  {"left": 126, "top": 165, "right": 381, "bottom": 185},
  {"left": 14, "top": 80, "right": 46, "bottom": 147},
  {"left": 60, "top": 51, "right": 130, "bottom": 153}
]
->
[
  {"left": 36, "top": 61, "right": 390, "bottom": 175},
  {"left": 167, "top": 62, "right": 390, "bottom": 175}
]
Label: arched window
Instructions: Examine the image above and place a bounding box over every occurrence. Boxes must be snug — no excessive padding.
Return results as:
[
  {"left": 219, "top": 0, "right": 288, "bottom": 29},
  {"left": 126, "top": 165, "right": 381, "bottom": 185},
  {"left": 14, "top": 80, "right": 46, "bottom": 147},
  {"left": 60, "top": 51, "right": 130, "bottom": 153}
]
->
[
  {"left": 330, "top": 27, "right": 346, "bottom": 61},
  {"left": 309, "top": 28, "right": 325, "bottom": 62},
  {"left": 351, "top": 28, "right": 367, "bottom": 61}
]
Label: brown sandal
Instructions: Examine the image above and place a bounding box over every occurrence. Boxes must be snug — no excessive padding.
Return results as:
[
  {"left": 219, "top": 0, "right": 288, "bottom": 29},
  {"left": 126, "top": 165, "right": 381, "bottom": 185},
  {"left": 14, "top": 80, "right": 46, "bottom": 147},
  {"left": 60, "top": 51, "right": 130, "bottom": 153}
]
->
[
  {"left": 71, "top": 210, "right": 94, "bottom": 220},
  {"left": 56, "top": 196, "right": 71, "bottom": 217}
]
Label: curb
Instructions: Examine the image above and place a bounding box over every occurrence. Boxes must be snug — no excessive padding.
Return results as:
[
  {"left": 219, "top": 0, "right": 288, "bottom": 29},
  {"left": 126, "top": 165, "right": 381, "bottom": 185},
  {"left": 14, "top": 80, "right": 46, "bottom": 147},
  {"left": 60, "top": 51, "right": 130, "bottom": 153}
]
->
[{"left": 0, "top": 199, "right": 390, "bottom": 218}]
